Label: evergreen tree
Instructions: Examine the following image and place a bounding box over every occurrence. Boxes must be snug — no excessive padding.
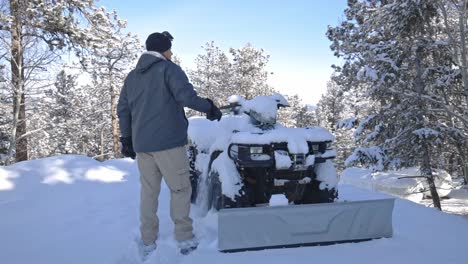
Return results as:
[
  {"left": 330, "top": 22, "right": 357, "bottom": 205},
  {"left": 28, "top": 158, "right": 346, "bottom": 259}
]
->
[
  {"left": 316, "top": 80, "right": 359, "bottom": 170},
  {"left": 438, "top": 0, "right": 468, "bottom": 183},
  {"left": 327, "top": 0, "right": 468, "bottom": 208},
  {"left": 82, "top": 28, "right": 141, "bottom": 158},
  {"left": 28, "top": 69, "right": 83, "bottom": 158},
  {"left": 189, "top": 42, "right": 276, "bottom": 112},
  {"left": 189, "top": 41, "right": 233, "bottom": 107},
  {"left": 277, "top": 94, "right": 317, "bottom": 128},
  {"left": 0, "top": 0, "right": 127, "bottom": 162},
  {"left": 48, "top": 70, "right": 78, "bottom": 154},
  {"left": 229, "top": 43, "right": 274, "bottom": 99},
  {"left": 316, "top": 81, "right": 345, "bottom": 130},
  {"left": 295, "top": 104, "right": 317, "bottom": 127}
]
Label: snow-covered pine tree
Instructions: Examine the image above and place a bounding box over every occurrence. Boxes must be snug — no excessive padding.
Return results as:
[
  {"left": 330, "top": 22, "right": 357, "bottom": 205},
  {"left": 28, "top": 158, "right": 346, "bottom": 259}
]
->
[
  {"left": 438, "top": 0, "right": 468, "bottom": 184},
  {"left": 188, "top": 41, "right": 233, "bottom": 107},
  {"left": 73, "top": 83, "right": 109, "bottom": 158},
  {"left": 328, "top": 0, "right": 468, "bottom": 208},
  {"left": 82, "top": 27, "right": 141, "bottom": 158},
  {"left": 229, "top": 43, "right": 274, "bottom": 99},
  {"left": 277, "top": 94, "right": 301, "bottom": 127},
  {"left": 0, "top": 0, "right": 127, "bottom": 163},
  {"left": 276, "top": 94, "right": 317, "bottom": 128},
  {"left": 189, "top": 42, "right": 276, "bottom": 115},
  {"left": 47, "top": 70, "right": 78, "bottom": 155},
  {"left": 27, "top": 69, "right": 78, "bottom": 158},
  {"left": 315, "top": 80, "right": 360, "bottom": 170},
  {"left": 438, "top": 0, "right": 468, "bottom": 114},
  {"left": 294, "top": 103, "right": 317, "bottom": 128},
  {"left": 316, "top": 81, "right": 346, "bottom": 130}
]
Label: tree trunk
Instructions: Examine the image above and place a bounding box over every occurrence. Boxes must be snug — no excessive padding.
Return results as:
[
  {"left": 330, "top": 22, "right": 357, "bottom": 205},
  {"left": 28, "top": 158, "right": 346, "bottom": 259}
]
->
[
  {"left": 456, "top": 144, "right": 468, "bottom": 185},
  {"left": 15, "top": 93, "right": 27, "bottom": 161},
  {"left": 8, "top": 0, "right": 28, "bottom": 163},
  {"left": 111, "top": 90, "right": 120, "bottom": 156},
  {"left": 100, "top": 125, "right": 105, "bottom": 161},
  {"left": 464, "top": 164, "right": 468, "bottom": 185},
  {"left": 422, "top": 142, "right": 442, "bottom": 210},
  {"left": 458, "top": 0, "right": 468, "bottom": 115},
  {"left": 414, "top": 42, "right": 441, "bottom": 210},
  {"left": 463, "top": 163, "right": 468, "bottom": 185},
  {"left": 448, "top": 152, "right": 455, "bottom": 176},
  {"left": 109, "top": 67, "right": 120, "bottom": 157}
]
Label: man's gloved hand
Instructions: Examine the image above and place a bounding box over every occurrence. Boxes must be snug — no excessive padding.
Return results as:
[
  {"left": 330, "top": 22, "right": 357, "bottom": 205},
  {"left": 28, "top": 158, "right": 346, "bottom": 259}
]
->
[
  {"left": 120, "top": 137, "right": 136, "bottom": 160},
  {"left": 205, "top": 98, "right": 222, "bottom": 121}
]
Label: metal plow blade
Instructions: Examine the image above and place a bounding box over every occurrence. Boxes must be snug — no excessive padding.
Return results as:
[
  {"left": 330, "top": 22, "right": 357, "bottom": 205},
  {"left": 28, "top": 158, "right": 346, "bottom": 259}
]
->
[{"left": 218, "top": 198, "right": 395, "bottom": 252}]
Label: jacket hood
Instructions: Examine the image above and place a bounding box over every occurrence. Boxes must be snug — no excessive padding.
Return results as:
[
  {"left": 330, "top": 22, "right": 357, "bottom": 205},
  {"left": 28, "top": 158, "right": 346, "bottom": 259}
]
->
[{"left": 135, "top": 53, "right": 165, "bottom": 73}]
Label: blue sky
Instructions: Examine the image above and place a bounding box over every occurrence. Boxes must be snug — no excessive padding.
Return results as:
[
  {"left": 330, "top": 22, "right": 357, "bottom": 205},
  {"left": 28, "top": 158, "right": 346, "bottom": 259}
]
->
[{"left": 100, "top": 0, "right": 348, "bottom": 105}]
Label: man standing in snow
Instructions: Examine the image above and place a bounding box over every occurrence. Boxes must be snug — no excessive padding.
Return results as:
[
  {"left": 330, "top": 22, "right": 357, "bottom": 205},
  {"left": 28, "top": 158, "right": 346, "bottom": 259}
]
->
[{"left": 117, "top": 31, "right": 222, "bottom": 256}]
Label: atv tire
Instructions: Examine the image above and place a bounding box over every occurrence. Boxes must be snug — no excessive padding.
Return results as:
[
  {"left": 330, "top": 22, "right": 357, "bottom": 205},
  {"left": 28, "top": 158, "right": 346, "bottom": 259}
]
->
[
  {"left": 187, "top": 145, "right": 199, "bottom": 203},
  {"left": 189, "top": 170, "right": 199, "bottom": 204},
  {"left": 208, "top": 170, "right": 251, "bottom": 211},
  {"left": 295, "top": 180, "right": 338, "bottom": 204}
]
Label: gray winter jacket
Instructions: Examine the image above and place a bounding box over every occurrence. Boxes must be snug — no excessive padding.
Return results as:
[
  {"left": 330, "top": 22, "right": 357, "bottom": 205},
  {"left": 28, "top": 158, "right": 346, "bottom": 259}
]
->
[{"left": 117, "top": 52, "right": 211, "bottom": 152}]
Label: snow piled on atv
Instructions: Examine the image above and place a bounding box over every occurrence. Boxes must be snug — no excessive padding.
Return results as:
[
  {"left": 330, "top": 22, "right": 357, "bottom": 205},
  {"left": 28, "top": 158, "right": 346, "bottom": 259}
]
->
[{"left": 188, "top": 94, "right": 337, "bottom": 200}]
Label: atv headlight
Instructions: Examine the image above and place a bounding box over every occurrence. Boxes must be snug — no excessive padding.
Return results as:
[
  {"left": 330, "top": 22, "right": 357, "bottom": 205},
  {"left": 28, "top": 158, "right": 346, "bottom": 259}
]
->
[
  {"left": 250, "top": 146, "right": 263, "bottom": 154},
  {"left": 228, "top": 144, "right": 239, "bottom": 159}
]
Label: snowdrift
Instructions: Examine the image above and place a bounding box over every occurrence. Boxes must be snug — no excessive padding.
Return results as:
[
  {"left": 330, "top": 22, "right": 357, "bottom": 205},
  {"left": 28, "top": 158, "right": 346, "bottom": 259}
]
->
[{"left": 341, "top": 167, "right": 453, "bottom": 202}]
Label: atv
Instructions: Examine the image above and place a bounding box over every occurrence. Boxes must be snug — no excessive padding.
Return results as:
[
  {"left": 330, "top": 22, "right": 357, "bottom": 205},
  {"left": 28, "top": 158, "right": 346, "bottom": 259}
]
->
[
  {"left": 187, "top": 93, "right": 338, "bottom": 211},
  {"left": 187, "top": 94, "right": 394, "bottom": 252}
]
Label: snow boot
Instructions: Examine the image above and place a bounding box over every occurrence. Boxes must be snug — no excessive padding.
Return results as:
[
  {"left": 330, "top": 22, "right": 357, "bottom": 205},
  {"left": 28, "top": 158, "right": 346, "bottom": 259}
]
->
[
  {"left": 138, "top": 241, "right": 157, "bottom": 260},
  {"left": 178, "top": 238, "right": 198, "bottom": 255}
]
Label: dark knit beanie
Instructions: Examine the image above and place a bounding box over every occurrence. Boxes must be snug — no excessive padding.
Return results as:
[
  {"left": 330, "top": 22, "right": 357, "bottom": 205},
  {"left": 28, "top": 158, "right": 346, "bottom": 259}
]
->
[{"left": 145, "top": 31, "right": 173, "bottom": 53}]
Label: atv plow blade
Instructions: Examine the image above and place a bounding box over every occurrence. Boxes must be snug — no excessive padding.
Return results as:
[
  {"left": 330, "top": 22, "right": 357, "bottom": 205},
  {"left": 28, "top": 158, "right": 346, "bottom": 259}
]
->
[{"left": 218, "top": 198, "right": 395, "bottom": 252}]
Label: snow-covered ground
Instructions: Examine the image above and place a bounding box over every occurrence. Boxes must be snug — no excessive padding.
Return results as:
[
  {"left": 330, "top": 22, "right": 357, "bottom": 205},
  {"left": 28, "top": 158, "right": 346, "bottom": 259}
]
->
[
  {"left": 1, "top": 155, "right": 468, "bottom": 264},
  {"left": 341, "top": 167, "right": 468, "bottom": 216}
]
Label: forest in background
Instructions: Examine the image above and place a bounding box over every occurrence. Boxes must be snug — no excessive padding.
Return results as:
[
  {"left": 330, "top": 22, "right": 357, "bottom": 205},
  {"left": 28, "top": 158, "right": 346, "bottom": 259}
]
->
[{"left": 0, "top": 1, "right": 466, "bottom": 200}]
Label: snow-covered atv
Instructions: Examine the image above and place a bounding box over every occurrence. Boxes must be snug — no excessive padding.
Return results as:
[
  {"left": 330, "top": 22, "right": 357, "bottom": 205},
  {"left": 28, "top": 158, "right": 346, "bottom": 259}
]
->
[
  {"left": 187, "top": 94, "right": 338, "bottom": 211},
  {"left": 188, "top": 94, "right": 394, "bottom": 252}
]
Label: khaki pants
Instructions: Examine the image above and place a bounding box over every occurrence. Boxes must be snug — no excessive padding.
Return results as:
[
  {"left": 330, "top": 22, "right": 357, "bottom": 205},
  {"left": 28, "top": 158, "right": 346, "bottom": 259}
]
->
[{"left": 137, "top": 146, "right": 194, "bottom": 245}]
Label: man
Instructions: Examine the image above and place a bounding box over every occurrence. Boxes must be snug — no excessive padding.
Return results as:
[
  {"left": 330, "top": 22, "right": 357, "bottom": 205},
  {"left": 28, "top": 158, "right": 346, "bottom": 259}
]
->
[{"left": 117, "top": 31, "right": 222, "bottom": 256}]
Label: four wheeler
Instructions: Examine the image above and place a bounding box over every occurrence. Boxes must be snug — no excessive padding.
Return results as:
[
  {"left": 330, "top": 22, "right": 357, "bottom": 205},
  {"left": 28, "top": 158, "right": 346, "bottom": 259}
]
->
[{"left": 187, "top": 94, "right": 339, "bottom": 211}]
